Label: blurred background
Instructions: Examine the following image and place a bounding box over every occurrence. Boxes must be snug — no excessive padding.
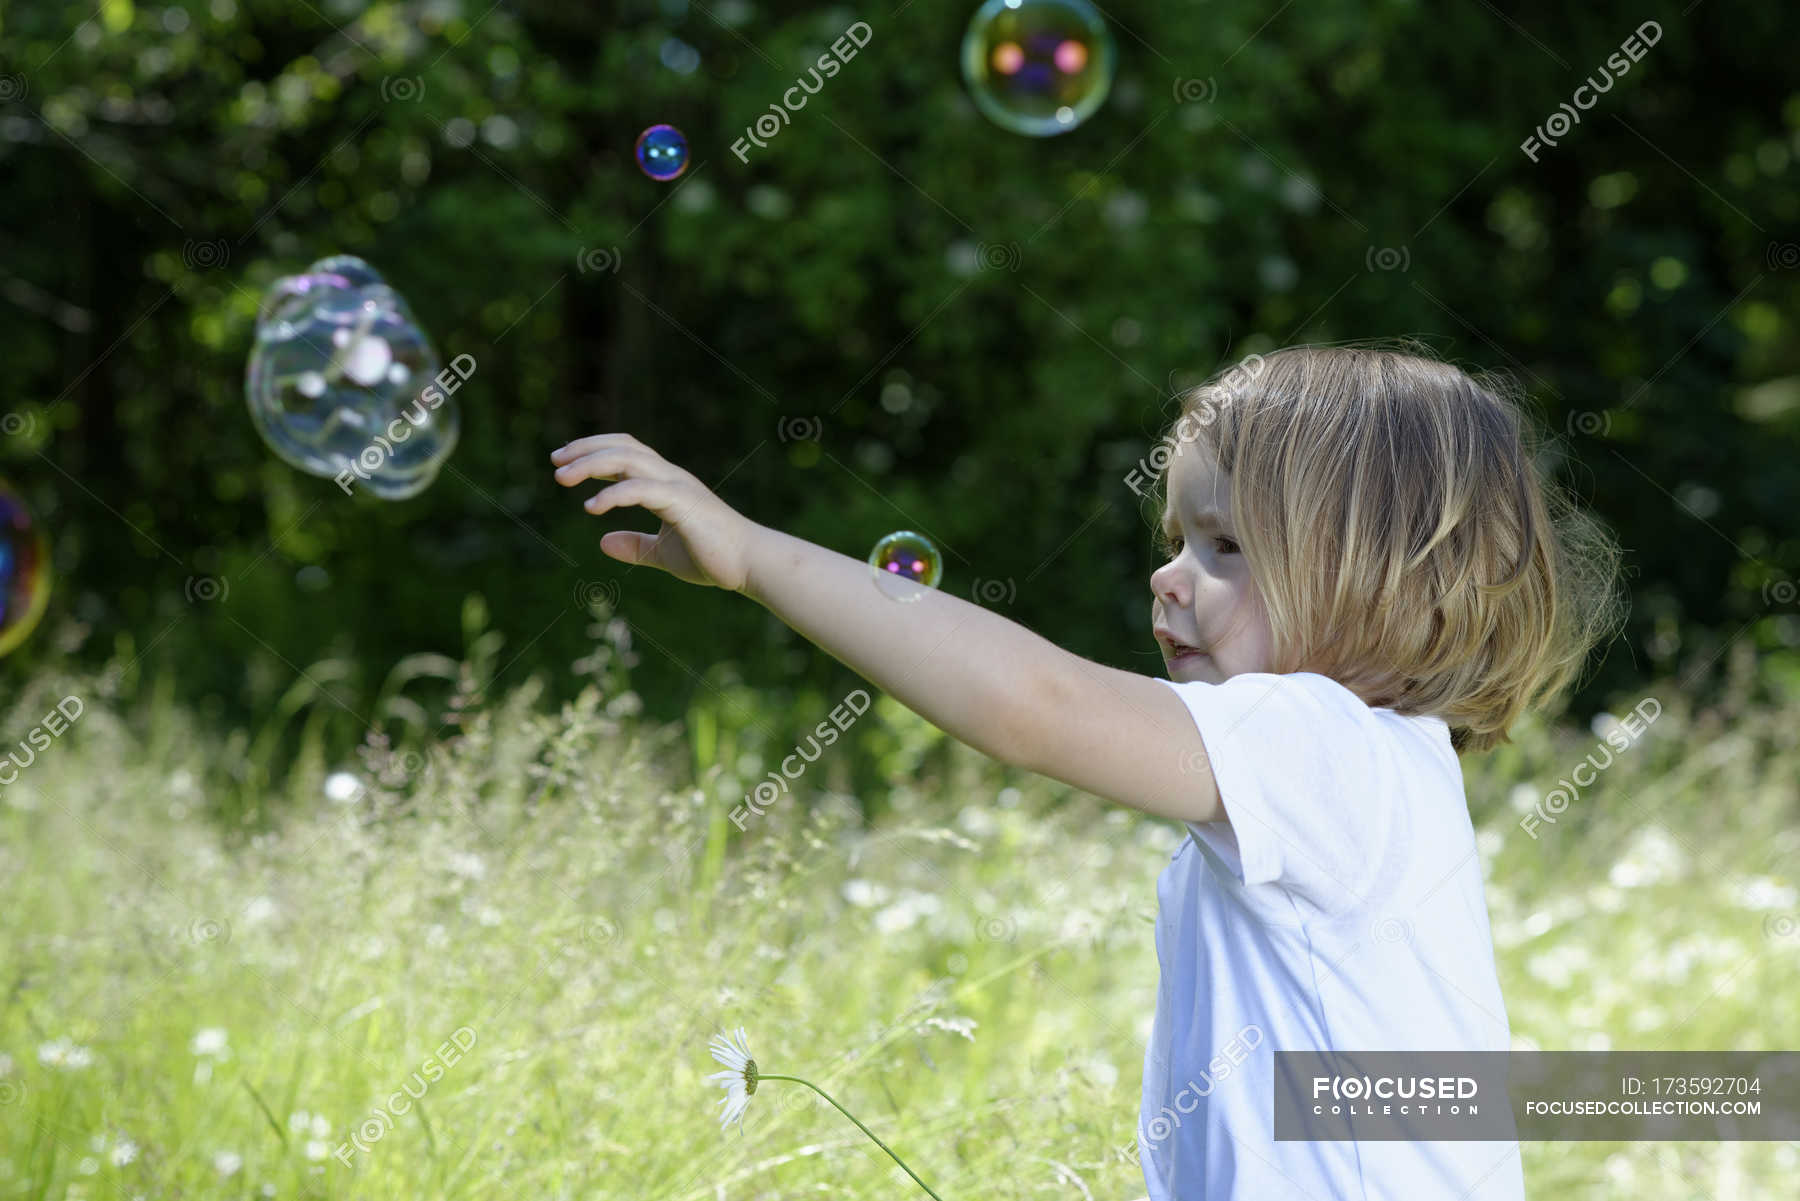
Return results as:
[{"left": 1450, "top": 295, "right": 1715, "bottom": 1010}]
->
[
  {"left": 3, "top": 1, "right": 1798, "bottom": 1198},
  {"left": 4, "top": 0, "right": 1797, "bottom": 769}
]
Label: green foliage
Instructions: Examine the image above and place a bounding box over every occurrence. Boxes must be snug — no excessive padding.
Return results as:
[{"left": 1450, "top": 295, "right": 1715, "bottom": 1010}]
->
[
  {"left": 4, "top": 661, "right": 1798, "bottom": 1197},
  {"left": 1, "top": 0, "right": 1797, "bottom": 786}
]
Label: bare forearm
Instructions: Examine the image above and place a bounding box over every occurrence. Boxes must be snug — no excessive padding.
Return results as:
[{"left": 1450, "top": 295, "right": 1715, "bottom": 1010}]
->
[{"left": 741, "top": 523, "right": 1062, "bottom": 765}]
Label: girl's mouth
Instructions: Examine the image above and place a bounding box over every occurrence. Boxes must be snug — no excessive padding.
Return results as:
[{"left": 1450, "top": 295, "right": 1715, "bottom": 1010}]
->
[{"left": 1154, "top": 627, "right": 1207, "bottom": 662}]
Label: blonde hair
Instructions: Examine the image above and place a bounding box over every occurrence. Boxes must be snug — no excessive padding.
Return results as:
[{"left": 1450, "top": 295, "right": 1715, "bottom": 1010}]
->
[{"left": 1153, "top": 341, "right": 1627, "bottom": 755}]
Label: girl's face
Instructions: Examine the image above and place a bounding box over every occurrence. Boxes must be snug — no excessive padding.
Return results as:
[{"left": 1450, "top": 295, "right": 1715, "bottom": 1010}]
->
[{"left": 1149, "top": 438, "right": 1275, "bottom": 683}]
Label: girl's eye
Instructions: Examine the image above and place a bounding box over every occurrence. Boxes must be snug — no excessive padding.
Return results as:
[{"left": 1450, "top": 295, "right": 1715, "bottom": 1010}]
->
[{"left": 1162, "top": 534, "right": 1238, "bottom": 557}]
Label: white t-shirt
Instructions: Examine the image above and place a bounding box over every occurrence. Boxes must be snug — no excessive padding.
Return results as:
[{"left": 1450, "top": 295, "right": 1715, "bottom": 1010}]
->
[{"left": 1138, "top": 671, "right": 1527, "bottom": 1201}]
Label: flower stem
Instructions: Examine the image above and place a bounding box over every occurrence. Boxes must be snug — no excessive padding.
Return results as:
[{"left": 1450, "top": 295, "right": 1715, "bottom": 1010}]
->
[{"left": 758, "top": 1074, "right": 945, "bottom": 1201}]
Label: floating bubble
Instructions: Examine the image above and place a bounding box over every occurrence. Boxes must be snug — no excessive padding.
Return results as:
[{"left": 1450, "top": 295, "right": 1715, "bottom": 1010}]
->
[
  {"left": 307, "top": 253, "right": 387, "bottom": 290},
  {"left": 960, "top": 0, "right": 1115, "bottom": 137},
  {"left": 245, "top": 255, "right": 458, "bottom": 499},
  {"left": 0, "top": 480, "right": 51, "bottom": 658},
  {"left": 868, "top": 530, "right": 943, "bottom": 602},
  {"left": 635, "top": 124, "right": 690, "bottom": 181}
]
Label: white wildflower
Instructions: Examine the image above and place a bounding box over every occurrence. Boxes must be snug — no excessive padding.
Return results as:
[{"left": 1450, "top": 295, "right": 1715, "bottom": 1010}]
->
[
  {"left": 841, "top": 879, "right": 890, "bottom": 908},
  {"left": 1730, "top": 876, "right": 1797, "bottom": 911},
  {"left": 38, "top": 1039, "right": 93, "bottom": 1070},
  {"left": 191, "top": 1028, "right": 229, "bottom": 1058},
  {"left": 241, "top": 895, "right": 278, "bottom": 926},
  {"left": 706, "top": 1027, "right": 758, "bottom": 1133},
  {"left": 323, "top": 771, "right": 364, "bottom": 804},
  {"left": 920, "top": 1015, "right": 978, "bottom": 1041}
]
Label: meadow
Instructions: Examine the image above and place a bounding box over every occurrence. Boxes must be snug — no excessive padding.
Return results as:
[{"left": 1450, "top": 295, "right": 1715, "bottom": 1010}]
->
[{"left": 4, "top": 635, "right": 1797, "bottom": 1199}]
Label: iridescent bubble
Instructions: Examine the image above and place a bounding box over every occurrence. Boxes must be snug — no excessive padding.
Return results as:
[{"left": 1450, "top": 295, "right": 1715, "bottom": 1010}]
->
[
  {"left": 635, "top": 124, "right": 690, "bottom": 181},
  {"left": 0, "top": 480, "right": 51, "bottom": 659},
  {"left": 961, "top": 0, "right": 1115, "bottom": 137},
  {"left": 307, "top": 253, "right": 387, "bottom": 290},
  {"left": 868, "top": 530, "right": 943, "bottom": 602},
  {"left": 245, "top": 255, "right": 458, "bottom": 500}
]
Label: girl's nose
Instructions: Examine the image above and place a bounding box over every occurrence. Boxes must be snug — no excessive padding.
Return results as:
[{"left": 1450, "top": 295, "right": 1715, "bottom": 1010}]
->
[{"left": 1151, "top": 563, "right": 1189, "bottom": 608}]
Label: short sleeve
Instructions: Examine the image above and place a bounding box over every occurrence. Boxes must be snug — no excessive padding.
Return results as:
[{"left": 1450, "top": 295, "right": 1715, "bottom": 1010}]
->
[{"left": 1158, "top": 671, "right": 1396, "bottom": 920}]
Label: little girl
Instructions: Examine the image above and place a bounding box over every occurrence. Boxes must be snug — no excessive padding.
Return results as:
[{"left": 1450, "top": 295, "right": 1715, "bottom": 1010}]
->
[{"left": 550, "top": 343, "right": 1625, "bottom": 1200}]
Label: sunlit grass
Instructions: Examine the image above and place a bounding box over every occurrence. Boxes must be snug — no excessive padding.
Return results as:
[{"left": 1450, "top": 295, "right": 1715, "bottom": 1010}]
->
[{"left": 3, "top": 651, "right": 1797, "bottom": 1199}]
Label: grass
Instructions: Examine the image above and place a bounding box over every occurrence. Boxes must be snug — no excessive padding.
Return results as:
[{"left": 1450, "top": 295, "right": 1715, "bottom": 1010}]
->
[{"left": 3, "top": 640, "right": 1798, "bottom": 1199}]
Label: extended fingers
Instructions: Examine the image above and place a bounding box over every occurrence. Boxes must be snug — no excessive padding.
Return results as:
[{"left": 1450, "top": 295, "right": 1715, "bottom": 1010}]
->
[
  {"left": 552, "top": 441, "right": 672, "bottom": 488},
  {"left": 550, "top": 432, "right": 649, "bottom": 466},
  {"left": 585, "top": 476, "right": 677, "bottom": 517}
]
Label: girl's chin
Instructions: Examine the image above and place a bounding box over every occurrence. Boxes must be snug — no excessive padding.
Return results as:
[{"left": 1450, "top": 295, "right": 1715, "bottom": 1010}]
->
[{"left": 1167, "top": 651, "right": 1209, "bottom": 676}]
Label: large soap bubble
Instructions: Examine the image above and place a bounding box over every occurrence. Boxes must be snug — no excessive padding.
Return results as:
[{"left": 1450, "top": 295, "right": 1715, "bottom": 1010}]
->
[
  {"left": 960, "top": 0, "right": 1115, "bottom": 137},
  {"left": 0, "top": 479, "right": 51, "bottom": 658},
  {"left": 245, "top": 255, "right": 459, "bottom": 499}
]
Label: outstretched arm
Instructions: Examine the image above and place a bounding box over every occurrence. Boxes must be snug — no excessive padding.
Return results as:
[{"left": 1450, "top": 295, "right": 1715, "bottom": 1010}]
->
[
  {"left": 551, "top": 433, "right": 1221, "bottom": 823},
  {"left": 743, "top": 525, "right": 1041, "bottom": 765},
  {"left": 744, "top": 525, "right": 1220, "bottom": 823}
]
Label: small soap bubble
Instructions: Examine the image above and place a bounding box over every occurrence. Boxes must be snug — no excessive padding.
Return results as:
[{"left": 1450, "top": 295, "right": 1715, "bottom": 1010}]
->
[
  {"left": 868, "top": 530, "right": 943, "bottom": 602},
  {"left": 961, "top": 0, "right": 1115, "bottom": 137},
  {"left": 0, "top": 480, "right": 51, "bottom": 658},
  {"left": 244, "top": 255, "right": 458, "bottom": 499},
  {"left": 635, "top": 124, "right": 690, "bottom": 181}
]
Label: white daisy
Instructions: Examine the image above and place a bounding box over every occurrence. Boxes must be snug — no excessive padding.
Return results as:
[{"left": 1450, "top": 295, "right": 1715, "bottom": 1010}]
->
[
  {"left": 242, "top": 896, "right": 278, "bottom": 926},
  {"left": 38, "top": 1038, "right": 93, "bottom": 1070},
  {"left": 323, "top": 771, "right": 364, "bottom": 804},
  {"left": 841, "top": 879, "right": 890, "bottom": 908},
  {"left": 920, "top": 1015, "right": 978, "bottom": 1042},
  {"left": 706, "top": 1027, "right": 759, "bottom": 1133},
  {"left": 191, "top": 1028, "right": 229, "bottom": 1058},
  {"left": 699, "top": 1027, "right": 947, "bottom": 1200}
]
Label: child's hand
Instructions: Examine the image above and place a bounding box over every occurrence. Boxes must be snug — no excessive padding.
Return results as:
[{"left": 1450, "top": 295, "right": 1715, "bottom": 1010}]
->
[{"left": 550, "top": 434, "right": 762, "bottom": 593}]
